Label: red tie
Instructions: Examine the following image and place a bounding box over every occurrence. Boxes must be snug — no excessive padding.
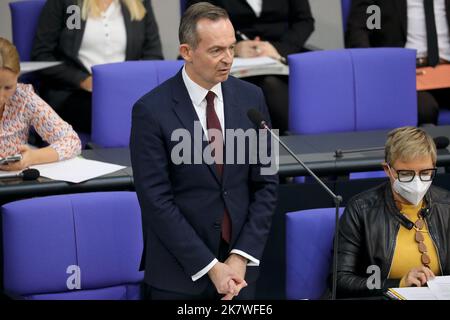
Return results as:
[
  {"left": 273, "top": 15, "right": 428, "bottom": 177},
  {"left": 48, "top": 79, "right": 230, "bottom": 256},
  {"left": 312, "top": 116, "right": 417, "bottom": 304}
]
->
[{"left": 205, "top": 91, "right": 231, "bottom": 243}]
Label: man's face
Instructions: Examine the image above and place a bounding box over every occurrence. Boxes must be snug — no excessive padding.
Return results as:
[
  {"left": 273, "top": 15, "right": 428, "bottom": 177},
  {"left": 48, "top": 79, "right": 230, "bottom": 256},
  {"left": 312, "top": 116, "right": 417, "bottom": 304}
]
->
[{"left": 181, "top": 18, "right": 236, "bottom": 89}]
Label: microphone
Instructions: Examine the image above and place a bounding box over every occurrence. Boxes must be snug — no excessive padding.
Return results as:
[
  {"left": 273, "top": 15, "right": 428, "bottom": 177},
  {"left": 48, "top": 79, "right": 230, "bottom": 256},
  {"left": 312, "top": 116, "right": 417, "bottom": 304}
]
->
[
  {"left": 334, "top": 136, "right": 449, "bottom": 158},
  {"left": 247, "top": 108, "right": 343, "bottom": 300},
  {"left": 0, "top": 168, "right": 40, "bottom": 181}
]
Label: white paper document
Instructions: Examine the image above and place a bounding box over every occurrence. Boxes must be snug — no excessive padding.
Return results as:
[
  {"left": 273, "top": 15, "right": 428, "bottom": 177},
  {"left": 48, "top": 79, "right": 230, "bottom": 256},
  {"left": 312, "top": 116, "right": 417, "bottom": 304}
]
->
[
  {"left": 231, "top": 57, "right": 289, "bottom": 78},
  {"left": 388, "top": 287, "right": 438, "bottom": 300},
  {"left": 31, "top": 157, "right": 126, "bottom": 183},
  {"left": 388, "top": 276, "right": 450, "bottom": 300},
  {"left": 232, "top": 57, "right": 279, "bottom": 70},
  {"left": 20, "top": 61, "right": 62, "bottom": 74},
  {"left": 427, "top": 276, "right": 450, "bottom": 300}
]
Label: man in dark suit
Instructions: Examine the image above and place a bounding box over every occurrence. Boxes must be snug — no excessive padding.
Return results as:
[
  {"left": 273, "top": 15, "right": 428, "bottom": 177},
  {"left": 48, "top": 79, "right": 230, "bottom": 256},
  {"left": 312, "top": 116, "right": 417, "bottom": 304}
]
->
[
  {"left": 130, "top": 2, "right": 278, "bottom": 300},
  {"left": 186, "top": 0, "right": 315, "bottom": 135},
  {"left": 346, "top": 0, "right": 450, "bottom": 125}
]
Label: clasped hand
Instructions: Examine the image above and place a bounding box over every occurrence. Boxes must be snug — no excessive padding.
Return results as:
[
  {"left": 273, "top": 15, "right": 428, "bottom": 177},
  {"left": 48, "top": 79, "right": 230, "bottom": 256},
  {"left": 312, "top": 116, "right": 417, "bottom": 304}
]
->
[{"left": 208, "top": 254, "right": 248, "bottom": 300}]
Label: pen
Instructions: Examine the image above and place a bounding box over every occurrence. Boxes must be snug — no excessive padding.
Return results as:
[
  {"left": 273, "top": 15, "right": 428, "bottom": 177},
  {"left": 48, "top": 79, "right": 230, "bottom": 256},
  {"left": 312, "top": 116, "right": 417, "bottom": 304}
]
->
[
  {"left": 236, "top": 30, "right": 250, "bottom": 41},
  {"left": 236, "top": 30, "right": 261, "bottom": 54},
  {"left": 236, "top": 30, "right": 287, "bottom": 64}
]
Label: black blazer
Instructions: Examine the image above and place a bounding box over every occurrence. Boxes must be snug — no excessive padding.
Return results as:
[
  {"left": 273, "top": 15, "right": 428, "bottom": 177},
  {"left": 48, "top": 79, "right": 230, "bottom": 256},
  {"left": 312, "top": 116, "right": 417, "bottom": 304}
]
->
[
  {"left": 186, "top": 0, "right": 315, "bottom": 57},
  {"left": 130, "top": 70, "right": 279, "bottom": 294},
  {"left": 31, "top": 0, "right": 163, "bottom": 89},
  {"left": 346, "top": 0, "right": 450, "bottom": 48}
]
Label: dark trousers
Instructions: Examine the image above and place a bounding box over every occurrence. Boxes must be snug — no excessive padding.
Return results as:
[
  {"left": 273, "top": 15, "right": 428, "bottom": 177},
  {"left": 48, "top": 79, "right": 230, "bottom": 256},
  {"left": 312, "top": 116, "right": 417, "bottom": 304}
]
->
[
  {"left": 144, "top": 239, "right": 256, "bottom": 300},
  {"left": 243, "top": 75, "right": 289, "bottom": 135},
  {"left": 41, "top": 86, "right": 92, "bottom": 134},
  {"left": 418, "top": 88, "right": 450, "bottom": 125}
]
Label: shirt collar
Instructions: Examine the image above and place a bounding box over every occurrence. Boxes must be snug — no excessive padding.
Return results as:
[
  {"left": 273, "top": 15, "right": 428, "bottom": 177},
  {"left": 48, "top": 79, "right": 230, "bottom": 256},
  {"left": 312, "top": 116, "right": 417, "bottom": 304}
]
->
[{"left": 182, "top": 66, "right": 223, "bottom": 106}]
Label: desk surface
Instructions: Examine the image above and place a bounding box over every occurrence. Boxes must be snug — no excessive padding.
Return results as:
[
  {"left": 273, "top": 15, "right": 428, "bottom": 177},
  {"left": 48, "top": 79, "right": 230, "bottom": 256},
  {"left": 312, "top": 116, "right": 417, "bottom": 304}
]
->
[
  {"left": 0, "top": 150, "right": 133, "bottom": 205},
  {"left": 1, "top": 126, "right": 450, "bottom": 204},
  {"left": 278, "top": 126, "right": 450, "bottom": 176}
]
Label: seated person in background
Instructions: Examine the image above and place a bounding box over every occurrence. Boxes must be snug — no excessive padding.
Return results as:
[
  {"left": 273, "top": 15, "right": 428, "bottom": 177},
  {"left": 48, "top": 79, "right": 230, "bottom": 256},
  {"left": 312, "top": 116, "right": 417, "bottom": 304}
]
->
[
  {"left": 346, "top": 0, "right": 450, "bottom": 125},
  {"left": 0, "top": 37, "right": 81, "bottom": 171},
  {"left": 31, "top": 0, "right": 164, "bottom": 133},
  {"left": 186, "top": 0, "right": 315, "bottom": 135},
  {"left": 332, "top": 126, "right": 450, "bottom": 298}
]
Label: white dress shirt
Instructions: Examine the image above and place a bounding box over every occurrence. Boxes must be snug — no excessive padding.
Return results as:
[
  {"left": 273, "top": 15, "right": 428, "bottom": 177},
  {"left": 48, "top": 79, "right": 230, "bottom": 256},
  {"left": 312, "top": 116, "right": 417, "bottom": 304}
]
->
[
  {"left": 181, "top": 67, "right": 259, "bottom": 282},
  {"left": 246, "top": 0, "right": 263, "bottom": 17},
  {"left": 78, "top": 0, "right": 127, "bottom": 73},
  {"left": 405, "top": 0, "right": 450, "bottom": 61}
]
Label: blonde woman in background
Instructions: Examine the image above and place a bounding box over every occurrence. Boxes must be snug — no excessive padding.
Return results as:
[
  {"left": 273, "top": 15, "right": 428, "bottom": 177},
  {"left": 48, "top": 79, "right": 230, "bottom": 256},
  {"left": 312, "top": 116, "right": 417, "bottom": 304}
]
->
[
  {"left": 31, "top": 0, "right": 163, "bottom": 133},
  {"left": 0, "top": 37, "right": 81, "bottom": 171}
]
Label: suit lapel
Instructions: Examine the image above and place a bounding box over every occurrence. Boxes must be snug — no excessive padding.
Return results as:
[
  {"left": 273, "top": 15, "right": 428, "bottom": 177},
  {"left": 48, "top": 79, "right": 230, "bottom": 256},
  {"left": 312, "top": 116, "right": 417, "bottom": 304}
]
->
[
  {"left": 394, "top": 0, "right": 407, "bottom": 39},
  {"left": 73, "top": 0, "right": 87, "bottom": 63},
  {"left": 171, "top": 71, "right": 221, "bottom": 184},
  {"left": 446, "top": 0, "right": 450, "bottom": 29},
  {"left": 120, "top": 1, "right": 133, "bottom": 59},
  {"left": 221, "top": 79, "right": 240, "bottom": 185}
]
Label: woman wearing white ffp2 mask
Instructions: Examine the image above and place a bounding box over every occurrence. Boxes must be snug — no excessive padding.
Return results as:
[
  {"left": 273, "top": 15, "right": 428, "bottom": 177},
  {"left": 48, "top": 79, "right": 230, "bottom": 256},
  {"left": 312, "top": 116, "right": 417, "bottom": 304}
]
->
[
  {"left": 331, "top": 126, "right": 450, "bottom": 299},
  {"left": 387, "top": 165, "right": 435, "bottom": 206}
]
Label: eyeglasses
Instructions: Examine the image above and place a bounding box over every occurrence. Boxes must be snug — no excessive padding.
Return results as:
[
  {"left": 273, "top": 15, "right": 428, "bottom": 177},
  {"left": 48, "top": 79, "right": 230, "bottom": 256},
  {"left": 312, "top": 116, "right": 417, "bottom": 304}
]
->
[
  {"left": 414, "top": 217, "right": 431, "bottom": 267},
  {"left": 389, "top": 167, "right": 437, "bottom": 182}
]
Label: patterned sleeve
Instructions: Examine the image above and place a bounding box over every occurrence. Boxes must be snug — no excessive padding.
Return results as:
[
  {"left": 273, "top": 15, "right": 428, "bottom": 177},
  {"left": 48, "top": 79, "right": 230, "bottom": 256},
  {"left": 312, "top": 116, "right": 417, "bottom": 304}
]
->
[{"left": 24, "top": 85, "right": 82, "bottom": 160}]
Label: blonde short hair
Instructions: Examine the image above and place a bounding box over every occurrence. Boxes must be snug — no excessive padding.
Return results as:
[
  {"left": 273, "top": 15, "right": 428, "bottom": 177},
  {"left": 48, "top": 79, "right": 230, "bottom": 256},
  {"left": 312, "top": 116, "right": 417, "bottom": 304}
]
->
[
  {"left": 0, "top": 37, "right": 20, "bottom": 74},
  {"left": 81, "top": 0, "right": 146, "bottom": 21},
  {"left": 385, "top": 126, "right": 437, "bottom": 165}
]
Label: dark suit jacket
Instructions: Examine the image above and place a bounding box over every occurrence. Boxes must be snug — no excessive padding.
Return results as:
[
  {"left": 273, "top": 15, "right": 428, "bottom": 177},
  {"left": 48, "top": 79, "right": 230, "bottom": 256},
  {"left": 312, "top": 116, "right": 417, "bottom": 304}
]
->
[
  {"left": 346, "top": 0, "right": 450, "bottom": 48},
  {"left": 186, "top": 0, "right": 315, "bottom": 57},
  {"left": 130, "top": 70, "right": 279, "bottom": 294},
  {"left": 31, "top": 0, "right": 163, "bottom": 89}
]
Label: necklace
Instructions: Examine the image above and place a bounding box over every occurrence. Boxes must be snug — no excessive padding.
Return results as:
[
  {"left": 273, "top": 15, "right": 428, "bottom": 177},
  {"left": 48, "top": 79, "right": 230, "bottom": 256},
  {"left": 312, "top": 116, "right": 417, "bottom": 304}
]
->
[{"left": 413, "top": 214, "right": 431, "bottom": 267}]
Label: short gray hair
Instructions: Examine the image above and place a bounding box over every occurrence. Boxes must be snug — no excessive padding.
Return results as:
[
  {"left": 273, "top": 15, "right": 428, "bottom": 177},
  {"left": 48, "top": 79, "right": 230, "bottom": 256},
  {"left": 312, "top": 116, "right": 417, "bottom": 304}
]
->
[
  {"left": 385, "top": 126, "right": 437, "bottom": 165},
  {"left": 179, "top": 2, "right": 229, "bottom": 48}
]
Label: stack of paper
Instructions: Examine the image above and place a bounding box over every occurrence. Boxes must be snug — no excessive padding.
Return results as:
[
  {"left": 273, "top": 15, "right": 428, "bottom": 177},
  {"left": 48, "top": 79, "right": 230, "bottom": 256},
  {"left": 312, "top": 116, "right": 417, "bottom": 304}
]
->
[
  {"left": 31, "top": 157, "right": 126, "bottom": 183},
  {"left": 231, "top": 57, "right": 289, "bottom": 78},
  {"left": 387, "top": 276, "right": 450, "bottom": 300},
  {"left": 20, "top": 61, "right": 62, "bottom": 74}
]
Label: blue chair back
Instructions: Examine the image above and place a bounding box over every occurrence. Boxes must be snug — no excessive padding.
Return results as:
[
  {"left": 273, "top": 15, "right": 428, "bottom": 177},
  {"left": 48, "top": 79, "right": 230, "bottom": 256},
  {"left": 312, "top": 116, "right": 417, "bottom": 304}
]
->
[
  {"left": 286, "top": 207, "right": 344, "bottom": 300},
  {"left": 2, "top": 192, "right": 143, "bottom": 300},
  {"left": 341, "top": 0, "right": 352, "bottom": 32},
  {"left": 9, "top": 0, "right": 46, "bottom": 61},
  {"left": 351, "top": 49, "right": 417, "bottom": 130},
  {"left": 91, "top": 60, "right": 183, "bottom": 147},
  {"left": 438, "top": 110, "right": 450, "bottom": 125},
  {"left": 288, "top": 48, "right": 417, "bottom": 134}
]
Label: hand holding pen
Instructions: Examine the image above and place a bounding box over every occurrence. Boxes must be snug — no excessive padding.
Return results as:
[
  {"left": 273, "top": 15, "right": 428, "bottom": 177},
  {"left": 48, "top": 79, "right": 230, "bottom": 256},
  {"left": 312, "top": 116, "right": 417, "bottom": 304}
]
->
[{"left": 236, "top": 31, "right": 286, "bottom": 64}]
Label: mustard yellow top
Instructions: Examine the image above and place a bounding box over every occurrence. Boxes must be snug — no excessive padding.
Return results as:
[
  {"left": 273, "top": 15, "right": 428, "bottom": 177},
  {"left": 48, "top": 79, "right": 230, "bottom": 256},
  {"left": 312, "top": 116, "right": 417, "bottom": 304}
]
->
[{"left": 388, "top": 200, "right": 441, "bottom": 287}]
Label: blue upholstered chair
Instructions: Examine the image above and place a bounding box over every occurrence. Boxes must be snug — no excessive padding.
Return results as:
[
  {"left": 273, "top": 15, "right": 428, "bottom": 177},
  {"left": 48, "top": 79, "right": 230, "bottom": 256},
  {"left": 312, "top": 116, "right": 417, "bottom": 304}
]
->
[
  {"left": 286, "top": 207, "right": 344, "bottom": 300},
  {"left": 91, "top": 60, "right": 183, "bottom": 147},
  {"left": 288, "top": 48, "right": 417, "bottom": 134},
  {"left": 9, "top": 0, "right": 46, "bottom": 61},
  {"left": 1, "top": 192, "right": 143, "bottom": 300},
  {"left": 438, "top": 110, "right": 450, "bottom": 125},
  {"left": 288, "top": 48, "right": 416, "bottom": 179}
]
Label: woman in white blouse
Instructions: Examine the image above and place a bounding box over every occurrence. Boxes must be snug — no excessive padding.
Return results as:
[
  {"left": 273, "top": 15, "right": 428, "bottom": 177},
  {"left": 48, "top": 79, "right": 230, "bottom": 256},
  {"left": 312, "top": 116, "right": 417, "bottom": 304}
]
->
[{"left": 31, "top": 0, "right": 163, "bottom": 133}]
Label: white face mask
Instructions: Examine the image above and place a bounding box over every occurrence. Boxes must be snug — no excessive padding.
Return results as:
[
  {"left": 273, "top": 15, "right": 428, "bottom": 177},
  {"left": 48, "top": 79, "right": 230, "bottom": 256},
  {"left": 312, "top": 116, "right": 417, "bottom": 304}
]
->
[{"left": 392, "top": 176, "right": 432, "bottom": 206}]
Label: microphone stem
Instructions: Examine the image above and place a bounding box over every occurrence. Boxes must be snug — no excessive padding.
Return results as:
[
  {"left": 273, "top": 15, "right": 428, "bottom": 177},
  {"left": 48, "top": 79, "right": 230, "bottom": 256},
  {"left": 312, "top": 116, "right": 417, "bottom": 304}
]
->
[
  {"left": 264, "top": 124, "right": 341, "bottom": 201},
  {"left": 263, "top": 122, "right": 342, "bottom": 300}
]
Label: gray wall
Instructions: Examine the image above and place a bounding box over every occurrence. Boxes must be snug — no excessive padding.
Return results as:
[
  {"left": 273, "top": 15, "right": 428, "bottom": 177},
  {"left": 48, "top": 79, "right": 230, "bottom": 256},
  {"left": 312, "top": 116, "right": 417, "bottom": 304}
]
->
[
  {"left": 0, "top": 0, "right": 345, "bottom": 59},
  {"left": 307, "top": 0, "right": 345, "bottom": 50}
]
